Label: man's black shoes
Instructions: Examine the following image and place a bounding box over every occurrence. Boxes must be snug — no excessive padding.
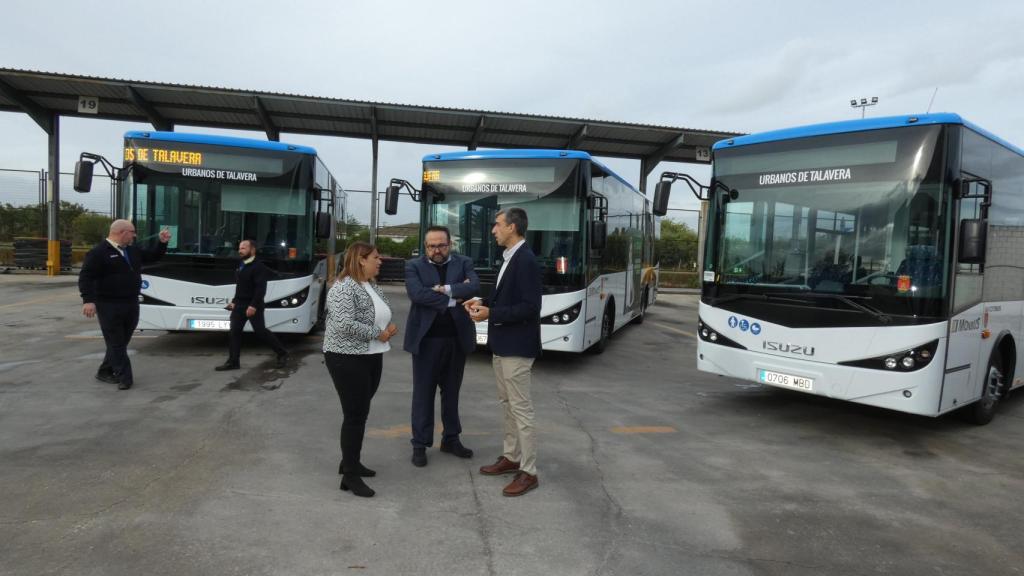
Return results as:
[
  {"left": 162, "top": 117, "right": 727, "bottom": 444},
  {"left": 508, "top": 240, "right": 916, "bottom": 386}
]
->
[
  {"left": 117, "top": 380, "right": 132, "bottom": 390},
  {"left": 276, "top": 352, "right": 289, "bottom": 368},
  {"left": 215, "top": 361, "right": 240, "bottom": 371},
  {"left": 440, "top": 440, "right": 474, "bottom": 459},
  {"left": 412, "top": 447, "right": 427, "bottom": 467},
  {"left": 95, "top": 372, "right": 120, "bottom": 385}
]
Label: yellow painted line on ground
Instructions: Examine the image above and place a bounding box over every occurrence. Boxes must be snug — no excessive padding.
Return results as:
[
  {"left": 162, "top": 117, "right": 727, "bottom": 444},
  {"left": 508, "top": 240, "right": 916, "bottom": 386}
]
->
[
  {"left": 652, "top": 321, "right": 697, "bottom": 339},
  {"left": 610, "top": 426, "right": 678, "bottom": 434},
  {"left": 0, "top": 292, "right": 78, "bottom": 310}
]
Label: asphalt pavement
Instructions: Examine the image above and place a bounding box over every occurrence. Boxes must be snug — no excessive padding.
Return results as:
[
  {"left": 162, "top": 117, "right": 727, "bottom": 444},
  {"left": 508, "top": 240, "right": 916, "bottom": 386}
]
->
[{"left": 1, "top": 273, "right": 1022, "bottom": 576}]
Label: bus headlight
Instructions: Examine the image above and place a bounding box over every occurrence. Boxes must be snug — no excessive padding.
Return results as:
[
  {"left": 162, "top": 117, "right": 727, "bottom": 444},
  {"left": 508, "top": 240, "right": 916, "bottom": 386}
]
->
[
  {"left": 266, "top": 287, "right": 310, "bottom": 309},
  {"left": 542, "top": 304, "right": 581, "bottom": 325},
  {"left": 839, "top": 339, "right": 939, "bottom": 372},
  {"left": 697, "top": 318, "right": 746, "bottom": 350}
]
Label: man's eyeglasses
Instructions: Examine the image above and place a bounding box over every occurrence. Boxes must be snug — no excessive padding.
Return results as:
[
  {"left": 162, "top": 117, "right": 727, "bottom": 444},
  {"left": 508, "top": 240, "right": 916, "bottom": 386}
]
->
[{"left": 426, "top": 243, "right": 449, "bottom": 251}]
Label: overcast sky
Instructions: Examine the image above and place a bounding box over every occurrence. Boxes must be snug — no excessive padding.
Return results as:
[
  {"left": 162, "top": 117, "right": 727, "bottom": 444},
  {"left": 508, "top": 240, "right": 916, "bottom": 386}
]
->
[{"left": 2, "top": 0, "right": 1022, "bottom": 230}]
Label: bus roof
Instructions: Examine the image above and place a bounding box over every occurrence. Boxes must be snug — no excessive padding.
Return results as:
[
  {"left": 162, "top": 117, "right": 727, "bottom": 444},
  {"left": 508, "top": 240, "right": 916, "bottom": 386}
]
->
[
  {"left": 124, "top": 131, "right": 317, "bottom": 155},
  {"left": 423, "top": 149, "right": 642, "bottom": 196},
  {"left": 713, "top": 113, "right": 1024, "bottom": 157}
]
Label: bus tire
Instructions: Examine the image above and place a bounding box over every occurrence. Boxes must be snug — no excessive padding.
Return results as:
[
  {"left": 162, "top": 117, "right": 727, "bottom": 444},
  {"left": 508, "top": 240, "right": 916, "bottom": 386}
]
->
[
  {"left": 593, "top": 303, "right": 614, "bottom": 354},
  {"left": 632, "top": 287, "right": 649, "bottom": 325},
  {"left": 311, "top": 283, "right": 327, "bottom": 333},
  {"left": 967, "top": 352, "right": 1006, "bottom": 425}
]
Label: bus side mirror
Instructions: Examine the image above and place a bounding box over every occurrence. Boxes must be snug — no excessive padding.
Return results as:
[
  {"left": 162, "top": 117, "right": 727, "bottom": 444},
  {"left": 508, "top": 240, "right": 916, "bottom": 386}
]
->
[
  {"left": 384, "top": 185, "right": 400, "bottom": 215},
  {"left": 653, "top": 181, "right": 671, "bottom": 216},
  {"left": 315, "top": 212, "right": 332, "bottom": 239},
  {"left": 590, "top": 220, "right": 607, "bottom": 251},
  {"left": 74, "top": 160, "right": 93, "bottom": 193},
  {"left": 958, "top": 219, "right": 987, "bottom": 264}
]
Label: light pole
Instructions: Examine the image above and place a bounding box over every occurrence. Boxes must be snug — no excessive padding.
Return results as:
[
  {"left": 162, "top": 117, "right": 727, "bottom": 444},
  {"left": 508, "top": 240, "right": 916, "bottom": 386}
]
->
[{"left": 850, "top": 96, "right": 878, "bottom": 118}]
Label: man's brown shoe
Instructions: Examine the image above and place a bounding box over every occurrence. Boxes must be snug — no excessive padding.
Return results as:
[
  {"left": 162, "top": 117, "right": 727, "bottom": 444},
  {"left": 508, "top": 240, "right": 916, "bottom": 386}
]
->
[
  {"left": 502, "top": 472, "right": 538, "bottom": 497},
  {"left": 479, "top": 456, "right": 520, "bottom": 476}
]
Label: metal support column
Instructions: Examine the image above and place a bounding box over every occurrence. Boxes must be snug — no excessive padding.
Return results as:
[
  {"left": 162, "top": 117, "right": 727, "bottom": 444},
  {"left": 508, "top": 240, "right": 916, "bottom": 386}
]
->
[
  {"left": 46, "top": 114, "right": 60, "bottom": 276},
  {"left": 369, "top": 135, "right": 379, "bottom": 245}
]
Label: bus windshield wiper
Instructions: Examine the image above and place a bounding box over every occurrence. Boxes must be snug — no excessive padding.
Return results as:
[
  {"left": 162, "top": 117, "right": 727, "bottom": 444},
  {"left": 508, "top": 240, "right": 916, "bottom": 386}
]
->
[
  {"left": 783, "top": 292, "right": 893, "bottom": 324},
  {"left": 711, "top": 292, "right": 892, "bottom": 323},
  {"left": 710, "top": 293, "right": 815, "bottom": 307}
]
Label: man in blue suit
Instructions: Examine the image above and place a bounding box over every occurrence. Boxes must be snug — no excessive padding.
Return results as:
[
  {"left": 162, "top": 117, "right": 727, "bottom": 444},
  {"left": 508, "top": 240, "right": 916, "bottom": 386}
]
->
[
  {"left": 404, "top": 226, "right": 480, "bottom": 467},
  {"left": 465, "top": 208, "right": 542, "bottom": 497}
]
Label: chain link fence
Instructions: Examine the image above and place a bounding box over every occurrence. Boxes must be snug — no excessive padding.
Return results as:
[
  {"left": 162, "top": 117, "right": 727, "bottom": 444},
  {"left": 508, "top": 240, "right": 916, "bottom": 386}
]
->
[{"left": 1, "top": 167, "right": 116, "bottom": 268}]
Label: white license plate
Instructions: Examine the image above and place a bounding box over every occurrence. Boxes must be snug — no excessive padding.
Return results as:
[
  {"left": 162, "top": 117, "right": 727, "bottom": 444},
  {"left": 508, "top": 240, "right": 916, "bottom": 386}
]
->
[
  {"left": 476, "top": 333, "right": 488, "bottom": 345},
  {"left": 758, "top": 369, "right": 814, "bottom": 391},
  {"left": 189, "top": 319, "right": 231, "bottom": 330}
]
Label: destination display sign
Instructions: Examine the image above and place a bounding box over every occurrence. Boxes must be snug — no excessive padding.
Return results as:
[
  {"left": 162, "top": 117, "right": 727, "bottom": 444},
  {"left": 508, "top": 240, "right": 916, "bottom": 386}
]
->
[
  {"left": 423, "top": 161, "right": 564, "bottom": 196},
  {"left": 124, "top": 138, "right": 295, "bottom": 182},
  {"left": 757, "top": 167, "right": 853, "bottom": 186}
]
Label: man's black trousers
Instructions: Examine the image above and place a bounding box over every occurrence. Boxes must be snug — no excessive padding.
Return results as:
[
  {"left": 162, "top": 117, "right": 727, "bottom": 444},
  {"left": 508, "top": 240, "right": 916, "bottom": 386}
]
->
[
  {"left": 96, "top": 301, "right": 139, "bottom": 385},
  {"left": 228, "top": 301, "right": 287, "bottom": 364},
  {"left": 411, "top": 337, "right": 466, "bottom": 449}
]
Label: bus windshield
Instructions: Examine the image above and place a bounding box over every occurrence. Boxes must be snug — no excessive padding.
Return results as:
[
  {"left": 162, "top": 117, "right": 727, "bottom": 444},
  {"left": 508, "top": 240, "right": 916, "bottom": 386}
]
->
[
  {"left": 707, "top": 125, "right": 950, "bottom": 321},
  {"left": 124, "top": 138, "right": 317, "bottom": 282},
  {"left": 423, "top": 158, "right": 584, "bottom": 293}
]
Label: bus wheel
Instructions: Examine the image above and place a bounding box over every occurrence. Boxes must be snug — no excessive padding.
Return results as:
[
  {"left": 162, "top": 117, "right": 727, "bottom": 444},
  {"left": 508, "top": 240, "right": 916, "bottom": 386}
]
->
[
  {"left": 967, "top": 353, "right": 1005, "bottom": 425},
  {"left": 632, "top": 288, "right": 649, "bottom": 325},
  {"left": 593, "top": 304, "right": 613, "bottom": 354}
]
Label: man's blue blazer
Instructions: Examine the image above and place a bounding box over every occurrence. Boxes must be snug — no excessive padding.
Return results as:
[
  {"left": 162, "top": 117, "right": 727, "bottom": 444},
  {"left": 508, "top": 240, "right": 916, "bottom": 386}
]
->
[
  {"left": 403, "top": 254, "right": 480, "bottom": 356},
  {"left": 486, "top": 244, "right": 542, "bottom": 359}
]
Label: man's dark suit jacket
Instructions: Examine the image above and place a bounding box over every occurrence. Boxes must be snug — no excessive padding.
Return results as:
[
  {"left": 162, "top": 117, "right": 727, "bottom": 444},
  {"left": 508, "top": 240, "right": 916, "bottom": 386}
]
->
[
  {"left": 403, "top": 254, "right": 480, "bottom": 356},
  {"left": 79, "top": 240, "right": 167, "bottom": 304},
  {"left": 486, "top": 243, "right": 542, "bottom": 359},
  {"left": 232, "top": 259, "right": 275, "bottom": 310}
]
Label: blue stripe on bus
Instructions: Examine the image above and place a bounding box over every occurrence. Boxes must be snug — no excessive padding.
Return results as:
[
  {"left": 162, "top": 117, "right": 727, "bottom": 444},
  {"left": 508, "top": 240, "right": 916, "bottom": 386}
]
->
[
  {"left": 423, "top": 149, "right": 641, "bottom": 195},
  {"left": 124, "top": 131, "right": 317, "bottom": 155},
  {"left": 712, "top": 113, "right": 1024, "bottom": 157},
  {"left": 425, "top": 150, "right": 593, "bottom": 161}
]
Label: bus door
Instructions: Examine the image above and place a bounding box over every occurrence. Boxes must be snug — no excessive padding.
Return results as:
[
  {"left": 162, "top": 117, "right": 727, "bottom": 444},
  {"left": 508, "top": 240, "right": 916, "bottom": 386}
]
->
[
  {"left": 942, "top": 175, "right": 988, "bottom": 411},
  {"left": 584, "top": 194, "right": 608, "bottom": 347}
]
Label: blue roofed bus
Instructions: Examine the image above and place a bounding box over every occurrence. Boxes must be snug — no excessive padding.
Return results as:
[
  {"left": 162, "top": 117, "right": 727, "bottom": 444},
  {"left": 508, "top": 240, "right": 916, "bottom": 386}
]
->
[
  {"left": 655, "top": 113, "right": 1024, "bottom": 424},
  {"left": 74, "top": 131, "right": 345, "bottom": 334},
  {"left": 387, "top": 149, "right": 658, "bottom": 353}
]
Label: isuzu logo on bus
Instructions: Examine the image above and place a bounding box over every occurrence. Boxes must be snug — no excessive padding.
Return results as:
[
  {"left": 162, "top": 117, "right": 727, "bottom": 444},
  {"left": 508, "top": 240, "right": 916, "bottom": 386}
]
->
[
  {"left": 763, "top": 341, "right": 815, "bottom": 357},
  {"left": 191, "top": 296, "right": 231, "bottom": 306}
]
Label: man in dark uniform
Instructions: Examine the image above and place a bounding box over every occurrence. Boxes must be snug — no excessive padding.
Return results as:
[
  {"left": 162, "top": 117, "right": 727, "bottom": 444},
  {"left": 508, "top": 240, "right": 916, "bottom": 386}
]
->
[
  {"left": 79, "top": 219, "right": 170, "bottom": 390},
  {"left": 215, "top": 239, "right": 288, "bottom": 371}
]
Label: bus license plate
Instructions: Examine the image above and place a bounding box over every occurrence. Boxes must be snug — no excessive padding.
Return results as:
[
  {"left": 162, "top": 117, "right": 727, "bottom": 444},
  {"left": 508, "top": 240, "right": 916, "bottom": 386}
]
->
[
  {"left": 476, "top": 334, "right": 488, "bottom": 345},
  {"left": 758, "top": 369, "right": 814, "bottom": 392},
  {"left": 189, "top": 319, "right": 231, "bottom": 330}
]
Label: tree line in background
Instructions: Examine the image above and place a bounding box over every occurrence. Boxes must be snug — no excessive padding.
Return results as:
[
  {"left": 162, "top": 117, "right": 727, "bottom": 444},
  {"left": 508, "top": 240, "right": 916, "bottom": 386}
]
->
[
  {"left": 345, "top": 216, "right": 700, "bottom": 270},
  {"left": 0, "top": 203, "right": 112, "bottom": 245},
  {"left": 1, "top": 205, "right": 698, "bottom": 270}
]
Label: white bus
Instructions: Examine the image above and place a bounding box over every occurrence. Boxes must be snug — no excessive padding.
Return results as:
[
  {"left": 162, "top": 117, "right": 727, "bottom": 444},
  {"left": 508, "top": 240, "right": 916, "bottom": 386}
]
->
[
  {"left": 74, "top": 131, "right": 345, "bottom": 334},
  {"left": 386, "top": 150, "right": 658, "bottom": 352},
  {"left": 655, "top": 114, "right": 1024, "bottom": 423}
]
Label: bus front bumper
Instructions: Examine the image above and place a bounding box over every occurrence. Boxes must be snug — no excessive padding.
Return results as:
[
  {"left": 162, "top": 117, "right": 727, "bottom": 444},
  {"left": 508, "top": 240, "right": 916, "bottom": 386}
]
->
[
  {"left": 697, "top": 340, "right": 949, "bottom": 416},
  {"left": 138, "top": 305, "right": 311, "bottom": 333}
]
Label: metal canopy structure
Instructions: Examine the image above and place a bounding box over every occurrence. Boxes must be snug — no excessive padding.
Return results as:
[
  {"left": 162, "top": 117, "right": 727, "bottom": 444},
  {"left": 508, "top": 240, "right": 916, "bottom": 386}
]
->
[{"left": 0, "top": 68, "right": 742, "bottom": 271}]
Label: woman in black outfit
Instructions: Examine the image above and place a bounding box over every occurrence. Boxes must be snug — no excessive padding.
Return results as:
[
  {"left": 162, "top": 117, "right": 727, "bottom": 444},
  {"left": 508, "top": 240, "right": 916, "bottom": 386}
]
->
[{"left": 322, "top": 242, "right": 398, "bottom": 497}]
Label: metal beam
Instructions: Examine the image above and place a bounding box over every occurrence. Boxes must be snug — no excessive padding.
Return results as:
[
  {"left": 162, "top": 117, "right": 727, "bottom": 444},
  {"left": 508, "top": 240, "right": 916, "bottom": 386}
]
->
[
  {"left": 566, "top": 124, "right": 588, "bottom": 149},
  {"left": 468, "top": 115, "right": 486, "bottom": 150},
  {"left": 126, "top": 86, "right": 173, "bottom": 132},
  {"left": 641, "top": 133, "right": 686, "bottom": 178},
  {"left": 46, "top": 114, "right": 60, "bottom": 275},
  {"left": 253, "top": 96, "right": 278, "bottom": 141},
  {"left": 0, "top": 78, "right": 52, "bottom": 132},
  {"left": 369, "top": 107, "right": 379, "bottom": 244}
]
